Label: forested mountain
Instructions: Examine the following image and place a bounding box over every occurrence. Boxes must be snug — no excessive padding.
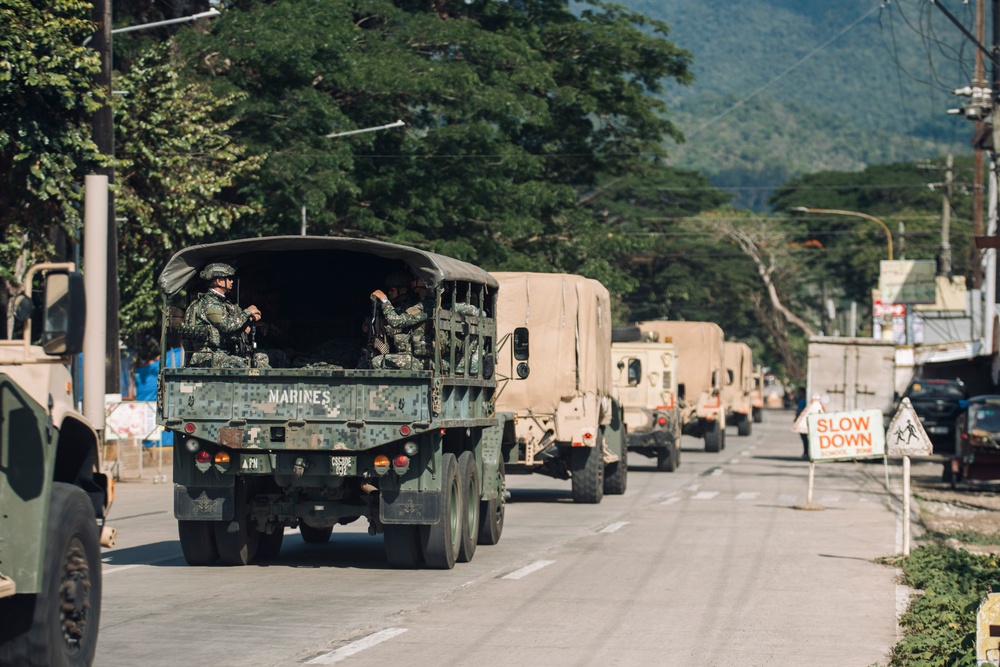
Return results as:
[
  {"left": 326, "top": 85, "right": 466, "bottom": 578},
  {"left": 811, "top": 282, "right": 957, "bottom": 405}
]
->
[{"left": 619, "top": 0, "right": 978, "bottom": 209}]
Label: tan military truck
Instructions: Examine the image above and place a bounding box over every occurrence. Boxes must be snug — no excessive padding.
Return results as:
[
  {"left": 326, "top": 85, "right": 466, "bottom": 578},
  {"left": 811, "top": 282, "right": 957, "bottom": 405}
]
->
[
  {"left": 493, "top": 272, "right": 627, "bottom": 503},
  {"left": 723, "top": 341, "right": 754, "bottom": 437},
  {"left": 0, "top": 264, "right": 115, "bottom": 667},
  {"left": 636, "top": 321, "right": 727, "bottom": 452},
  {"left": 750, "top": 365, "right": 765, "bottom": 423},
  {"left": 612, "top": 338, "right": 682, "bottom": 471}
]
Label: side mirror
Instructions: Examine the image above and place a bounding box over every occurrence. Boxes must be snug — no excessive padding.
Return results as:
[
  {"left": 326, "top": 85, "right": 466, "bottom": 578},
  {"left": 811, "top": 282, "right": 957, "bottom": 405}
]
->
[
  {"left": 41, "top": 271, "right": 86, "bottom": 356},
  {"left": 516, "top": 362, "right": 530, "bottom": 379},
  {"left": 513, "top": 327, "right": 529, "bottom": 361}
]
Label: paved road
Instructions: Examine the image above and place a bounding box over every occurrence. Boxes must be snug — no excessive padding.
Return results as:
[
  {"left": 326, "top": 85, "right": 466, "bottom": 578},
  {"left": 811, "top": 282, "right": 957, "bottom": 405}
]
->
[{"left": 96, "top": 411, "right": 902, "bottom": 666}]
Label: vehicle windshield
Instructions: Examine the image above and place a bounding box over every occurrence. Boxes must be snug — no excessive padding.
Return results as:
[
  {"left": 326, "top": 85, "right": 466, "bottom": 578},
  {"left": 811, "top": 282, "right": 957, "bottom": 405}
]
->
[
  {"left": 906, "top": 382, "right": 965, "bottom": 399},
  {"left": 970, "top": 406, "right": 1000, "bottom": 432}
]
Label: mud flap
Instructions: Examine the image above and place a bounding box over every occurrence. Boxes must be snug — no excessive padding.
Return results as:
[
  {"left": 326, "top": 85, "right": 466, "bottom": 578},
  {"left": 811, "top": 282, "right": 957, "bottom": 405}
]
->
[
  {"left": 380, "top": 489, "right": 441, "bottom": 524},
  {"left": 175, "top": 484, "right": 234, "bottom": 521}
]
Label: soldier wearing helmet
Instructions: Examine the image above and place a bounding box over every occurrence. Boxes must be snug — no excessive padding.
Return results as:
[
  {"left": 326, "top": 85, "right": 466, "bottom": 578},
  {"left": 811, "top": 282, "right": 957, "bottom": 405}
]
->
[
  {"left": 183, "top": 262, "right": 269, "bottom": 369},
  {"left": 368, "top": 269, "right": 433, "bottom": 370}
]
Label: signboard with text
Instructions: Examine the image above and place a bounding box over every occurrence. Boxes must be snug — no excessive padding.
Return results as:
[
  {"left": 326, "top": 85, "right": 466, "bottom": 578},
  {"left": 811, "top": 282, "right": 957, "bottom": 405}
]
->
[{"left": 807, "top": 409, "right": 886, "bottom": 461}]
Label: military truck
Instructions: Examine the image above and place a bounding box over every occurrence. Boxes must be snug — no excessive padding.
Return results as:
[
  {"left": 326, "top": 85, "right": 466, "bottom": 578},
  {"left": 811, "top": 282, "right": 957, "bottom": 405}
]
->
[
  {"left": 492, "top": 272, "right": 627, "bottom": 503},
  {"left": 611, "top": 337, "right": 682, "bottom": 471},
  {"left": 723, "top": 341, "right": 754, "bottom": 437},
  {"left": 636, "top": 321, "right": 727, "bottom": 452},
  {"left": 750, "top": 366, "right": 765, "bottom": 424},
  {"left": 0, "top": 263, "right": 115, "bottom": 667},
  {"left": 157, "top": 237, "right": 522, "bottom": 570}
]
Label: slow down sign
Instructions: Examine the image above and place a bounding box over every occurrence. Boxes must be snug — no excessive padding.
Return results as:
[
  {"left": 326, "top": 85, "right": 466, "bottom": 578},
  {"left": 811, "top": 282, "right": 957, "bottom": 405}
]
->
[{"left": 806, "top": 409, "right": 886, "bottom": 462}]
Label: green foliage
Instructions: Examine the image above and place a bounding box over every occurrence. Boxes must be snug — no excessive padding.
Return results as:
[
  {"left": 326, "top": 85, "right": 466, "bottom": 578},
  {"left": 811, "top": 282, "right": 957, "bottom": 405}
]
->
[
  {"left": 890, "top": 545, "right": 1000, "bottom": 667},
  {"left": 113, "top": 42, "right": 263, "bottom": 360},
  {"left": 0, "top": 0, "right": 103, "bottom": 278}
]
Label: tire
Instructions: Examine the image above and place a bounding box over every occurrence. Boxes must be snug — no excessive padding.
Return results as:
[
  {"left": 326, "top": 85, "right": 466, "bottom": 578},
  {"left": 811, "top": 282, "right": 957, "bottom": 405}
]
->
[
  {"left": 178, "top": 520, "right": 219, "bottom": 566},
  {"left": 738, "top": 414, "right": 752, "bottom": 437},
  {"left": 457, "top": 451, "right": 480, "bottom": 563},
  {"left": 704, "top": 421, "right": 722, "bottom": 453},
  {"left": 720, "top": 425, "right": 727, "bottom": 450},
  {"left": 0, "top": 483, "right": 101, "bottom": 667},
  {"left": 299, "top": 523, "right": 333, "bottom": 544},
  {"left": 611, "top": 324, "right": 643, "bottom": 343},
  {"left": 603, "top": 437, "right": 628, "bottom": 495},
  {"left": 478, "top": 458, "right": 505, "bottom": 546},
  {"left": 255, "top": 527, "right": 284, "bottom": 561},
  {"left": 420, "top": 453, "right": 461, "bottom": 569},
  {"left": 571, "top": 446, "right": 604, "bottom": 504},
  {"left": 657, "top": 446, "right": 677, "bottom": 472},
  {"left": 752, "top": 407, "right": 763, "bottom": 424},
  {"left": 383, "top": 524, "right": 423, "bottom": 568},
  {"left": 214, "top": 479, "right": 259, "bottom": 566}
]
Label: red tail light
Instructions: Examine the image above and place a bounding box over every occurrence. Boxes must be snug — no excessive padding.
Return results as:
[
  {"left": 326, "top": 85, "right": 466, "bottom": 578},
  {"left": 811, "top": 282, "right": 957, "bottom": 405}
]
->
[
  {"left": 657, "top": 416, "right": 667, "bottom": 426},
  {"left": 195, "top": 450, "right": 211, "bottom": 463}
]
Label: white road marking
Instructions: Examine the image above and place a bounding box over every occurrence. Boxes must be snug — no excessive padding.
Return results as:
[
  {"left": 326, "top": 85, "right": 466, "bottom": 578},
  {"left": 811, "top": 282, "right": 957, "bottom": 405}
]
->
[
  {"left": 734, "top": 492, "right": 759, "bottom": 501},
  {"left": 683, "top": 484, "right": 700, "bottom": 492},
  {"left": 740, "top": 450, "right": 752, "bottom": 457},
  {"left": 502, "top": 560, "right": 556, "bottom": 580},
  {"left": 660, "top": 497, "right": 680, "bottom": 506},
  {"left": 710, "top": 468, "right": 724, "bottom": 477},
  {"left": 728, "top": 458, "right": 740, "bottom": 465},
  {"left": 306, "top": 628, "right": 408, "bottom": 664},
  {"left": 599, "top": 522, "right": 629, "bottom": 534},
  {"left": 692, "top": 491, "right": 718, "bottom": 500},
  {"left": 103, "top": 554, "right": 184, "bottom": 574}
]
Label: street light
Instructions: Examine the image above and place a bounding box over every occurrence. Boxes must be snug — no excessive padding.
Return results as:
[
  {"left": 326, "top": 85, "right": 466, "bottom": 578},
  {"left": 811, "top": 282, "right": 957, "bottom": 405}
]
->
[{"left": 791, "top": 207, "right": 894, "bottom": 260}]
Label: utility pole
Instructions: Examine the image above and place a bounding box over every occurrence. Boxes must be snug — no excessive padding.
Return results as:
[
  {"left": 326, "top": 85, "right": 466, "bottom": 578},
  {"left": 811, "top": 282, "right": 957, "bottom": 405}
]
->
[
  {"left": 973, "top": 0, "right": 986, "bottom": 289},
  {"left": 91, "top": 0, "right": 121, "bottom": 395},
  {"left": 939, "top": 153, "right": 953, "bottom": 276}
]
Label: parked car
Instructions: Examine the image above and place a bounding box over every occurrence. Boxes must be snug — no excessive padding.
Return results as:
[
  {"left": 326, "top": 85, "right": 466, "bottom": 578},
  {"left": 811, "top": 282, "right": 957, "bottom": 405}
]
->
[
  {"left": 948, "top": 395, "right": 1000, "bottom": 487},
  {"left": 902, "top": 378, "right": 968, "bottom": 455}
]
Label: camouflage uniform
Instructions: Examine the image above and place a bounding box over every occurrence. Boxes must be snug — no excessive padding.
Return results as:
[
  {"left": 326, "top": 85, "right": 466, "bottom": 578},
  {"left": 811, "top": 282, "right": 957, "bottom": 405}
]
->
[
  {"left": 450, "top": 302, "right": 482, "bottom": 374},
  {"left": 184, "top": 287, "right": 270, "bottom": 369},
  {"left": 371, "top": 296, "right": 434, "bottom": 371}
]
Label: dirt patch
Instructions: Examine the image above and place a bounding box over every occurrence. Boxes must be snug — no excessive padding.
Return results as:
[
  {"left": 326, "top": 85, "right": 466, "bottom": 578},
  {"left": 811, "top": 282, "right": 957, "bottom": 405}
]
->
[{"left": 912, "top": 473, "right": 1000, "bottom": 555}]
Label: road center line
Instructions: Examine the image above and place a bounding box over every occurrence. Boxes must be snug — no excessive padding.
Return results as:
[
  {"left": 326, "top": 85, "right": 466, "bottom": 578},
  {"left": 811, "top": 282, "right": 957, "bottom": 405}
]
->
[
  {"left": 683, "top": 484, "right": 701, "bottom": 492},
  {"left": 692, "top": 491, "right": 719, "bottom": 500},
  {"left": 502, "top": 560, "right": 556, "bottom": 580},
  {"left": 599, "top": 521, "right": 629, "bottom": 534},
  {"left": 305, "top": 628, "right": 408, "bottom": 665},
  {"left": 734, "top": 492, "right": 759, "bottom": 501}
]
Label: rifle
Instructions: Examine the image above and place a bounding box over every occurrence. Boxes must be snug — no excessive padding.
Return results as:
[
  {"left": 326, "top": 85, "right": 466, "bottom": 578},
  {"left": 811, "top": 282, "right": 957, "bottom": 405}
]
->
[{"left": 369, "top": 297, "right": 389, "bottom": 362}]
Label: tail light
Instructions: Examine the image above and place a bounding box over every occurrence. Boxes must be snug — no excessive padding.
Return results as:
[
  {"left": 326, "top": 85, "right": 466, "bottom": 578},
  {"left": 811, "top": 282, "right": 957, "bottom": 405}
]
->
[
  {"left": 214, "top": 452, "right": 231, "bottom": 464},
  {"left": 657, "top": 416, "right": 667, "bottom": 426},
  {"left": 195, "top": 450, "right": 211, "bottom": 463},
  {"left": 374, "top": 454, "right": 390, "bottom": 476},
  {"left": 393, "top": 455, "right": 410, "bottom": 475}
]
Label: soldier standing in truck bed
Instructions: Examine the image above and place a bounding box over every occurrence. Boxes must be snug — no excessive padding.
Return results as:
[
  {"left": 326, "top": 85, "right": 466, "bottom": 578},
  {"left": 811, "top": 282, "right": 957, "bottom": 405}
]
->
[{"left": 184, "top": 262, "right": 270, "bottom": 369}]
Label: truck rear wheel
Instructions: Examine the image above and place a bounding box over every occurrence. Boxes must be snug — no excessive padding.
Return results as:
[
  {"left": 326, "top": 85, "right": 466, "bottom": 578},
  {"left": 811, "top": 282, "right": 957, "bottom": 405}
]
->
[
  {"left": 457, "top": 451, "right": 480, "bottom": 563},
  {"left": 738, "top": 414, "right": 752, "bottom": 437},
  {"left": 478, "top": 459, "right": 505, "bottom": 546},
  {"left": 657, "top": 445, "right": 677, "bottom": 472},
  {"left": 255, "top": 527, "right": 284, "bottom": 561},
  {"left": 704, "top": 421, "right": 722, "bottom": 453},
  {"left": 0, "top": 483, "right": 101, "bottom": 667},
  {"left": 571, "top": 446, "right": 604, "bottom": 504},
  {"left": 214, "top": 479, "right": 258, "bottom": 566},
  {"left": 178, "top": 520, "right": 219, "bottom": 566},
  {"left": 752, "top": 407, "right": 763, "bottom": 423},
  {"left": 299, "top": 523, "right": 333, "bottom": 544},
  {"left": 383, "top": 525, "right": 423, "bottom": 568},
  {"left": 421, "top": 453, "right": 461, "bottom": 569}
]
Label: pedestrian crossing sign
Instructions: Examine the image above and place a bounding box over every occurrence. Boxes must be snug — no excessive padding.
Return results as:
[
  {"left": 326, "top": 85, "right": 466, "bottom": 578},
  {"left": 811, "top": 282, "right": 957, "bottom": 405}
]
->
[{"left": 885, "top": 397, "right": 933, "bottom": 457}]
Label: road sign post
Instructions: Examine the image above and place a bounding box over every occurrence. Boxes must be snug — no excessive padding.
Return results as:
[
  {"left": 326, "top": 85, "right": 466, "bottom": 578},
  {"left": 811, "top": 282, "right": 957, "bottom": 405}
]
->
[{"left": 886, "top": 398, "right": 934, "bottom": 556}]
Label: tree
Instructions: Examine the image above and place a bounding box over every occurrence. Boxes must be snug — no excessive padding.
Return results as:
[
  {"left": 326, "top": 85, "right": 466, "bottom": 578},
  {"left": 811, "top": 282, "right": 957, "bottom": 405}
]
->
[{"left": 0, "top": 0, "right": 103, "bottom": 331}]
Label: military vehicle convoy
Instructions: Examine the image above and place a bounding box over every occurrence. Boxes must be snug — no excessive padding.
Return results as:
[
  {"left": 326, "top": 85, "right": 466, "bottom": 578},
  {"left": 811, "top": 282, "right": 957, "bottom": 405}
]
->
[
  {"left": 750, "top": 366, "right": 765, "bottom": 424},
  {"left": 636, "top": 321, "right": 728, "bottom": 452},
  {"left": 0, "top": 263, "right": 115, "bottom": 667},
  {"left": 157, "top": 237, "right": 523, "bottom": 569},
  {"left": 723, "top": 341, "right": 754, "bottom": 437},
  {"left": 492, "top": 272, "right": 627, "bottom": 503},
  {"left": 611, "top": 337, "right": 682, "bottom": 471}
]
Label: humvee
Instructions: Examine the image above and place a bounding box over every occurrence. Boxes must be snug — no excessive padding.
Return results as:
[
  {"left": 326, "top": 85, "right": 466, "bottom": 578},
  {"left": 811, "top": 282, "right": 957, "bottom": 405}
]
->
[
  {"left": 0, "top": 263, "right": 115, "bottom": 667},
  {"left": 492, "top": 272, "right": 627, "bottom": 503},
  {"left": 157, "top": 237, "right": 523, "bottom": 569},
  {"left": 636, "top": 321, "right": 727, "bottom": 452},
  {"left": 723, "top": 341, "right": 754, "bottom": 437},
  {"left": 612, "top": 338, "right": 682, "bottom": 471}
]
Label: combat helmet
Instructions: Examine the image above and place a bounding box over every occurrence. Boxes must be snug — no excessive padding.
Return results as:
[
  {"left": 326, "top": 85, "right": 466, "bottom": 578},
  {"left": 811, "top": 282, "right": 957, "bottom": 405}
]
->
[
  {"left": 199, "top": 262, "right": 237, "bottom": 280},
  {"left": 384, "top": 270, "right": 414, "bottom": 289}
]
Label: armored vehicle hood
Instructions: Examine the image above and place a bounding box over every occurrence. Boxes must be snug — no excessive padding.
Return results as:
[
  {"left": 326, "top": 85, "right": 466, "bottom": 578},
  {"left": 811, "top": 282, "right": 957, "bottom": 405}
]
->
[{"left": 158, "top": 236, "right": 498, "bottom": 295}]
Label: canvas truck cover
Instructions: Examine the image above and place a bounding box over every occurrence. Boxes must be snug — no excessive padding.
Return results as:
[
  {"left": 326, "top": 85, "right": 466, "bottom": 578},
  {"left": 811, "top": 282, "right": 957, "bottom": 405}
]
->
[
  {"left": 158, "top": 235, "right": 498, "bottom": 295},
  {"left": 724, "top": 341, "right": 753, "bottom": 412},
  {"left": 493, "top": 272, "right": 613, "bottom": 416},
  {"left": 637, "top": 321, "right": 724, "bottom": 405}
]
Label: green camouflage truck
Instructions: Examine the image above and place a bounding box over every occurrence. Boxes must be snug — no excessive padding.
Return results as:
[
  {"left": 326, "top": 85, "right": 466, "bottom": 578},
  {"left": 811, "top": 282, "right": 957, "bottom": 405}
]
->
[
  {"left": 157, "top": 237, "right": 523, "bottom": 569},
  {"left": 492, "top": 272, "right": 627, "bottom": 503},
  {"left": 0, "top": 263, "right": 115, "bottom": 667}
]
